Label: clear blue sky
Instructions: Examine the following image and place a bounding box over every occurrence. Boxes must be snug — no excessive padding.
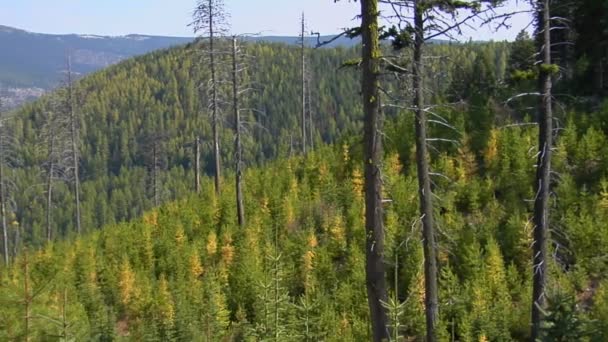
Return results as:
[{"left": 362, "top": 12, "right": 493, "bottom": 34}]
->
[{"left": 0, "top": 0, "right": 531, "bottom": 40}]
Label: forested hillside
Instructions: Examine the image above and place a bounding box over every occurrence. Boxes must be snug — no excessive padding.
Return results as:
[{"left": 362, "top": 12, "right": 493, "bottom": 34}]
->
[
  {"left": 3, "top": 39, "right": 511, "bottom": 249},
  {"left": 1, "top": 0, "right": 608, "bottom": 340},
  {"left": 2, "top": 114, "right": 608, "bottom": 339}
]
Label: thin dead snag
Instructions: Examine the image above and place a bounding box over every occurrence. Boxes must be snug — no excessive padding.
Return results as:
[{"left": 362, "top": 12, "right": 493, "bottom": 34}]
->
[
  {"left": 42, "top": 96, "right": 70, "bottom": 242},
  {"left": 0, "top": 100, "right": 9, "bottom": 265},
  {"left": 412, "top": 2, "right": 439, "bottom": 339},
  {"left": 195, "top": 136, "right": 201, "bottom": 193},
  {"left": 380, "top": 1, "right": 514, "bottom": 340},
  {"left": 65, "top": 55, "right": 82, "bottom": 236},
  {"left": 232, "top": 36, "right": 245, "bottom": 227},
  {"left": 300, "top": 13, "right": 308, "bottom": 154},
  {"left": 531, "top": 0, "right": 553, "bottom": 339},
  {"left": 191, "top": 0, "right": 230, "bottom": 196}
]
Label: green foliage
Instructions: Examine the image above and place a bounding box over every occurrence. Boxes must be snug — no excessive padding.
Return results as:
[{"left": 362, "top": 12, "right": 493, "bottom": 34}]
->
[
  {"left": 539, "top": 63, "right": 560, "bottom": 75},
  {"left": 542, "top": 290, "right": 590, "bottom": 341},
  {"left": 1, "top": 23, "right": 608, "bottom": 341}
]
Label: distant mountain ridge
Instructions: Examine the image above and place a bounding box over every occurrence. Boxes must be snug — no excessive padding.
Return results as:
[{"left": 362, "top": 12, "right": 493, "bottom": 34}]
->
[
  {"left": 0, "top": 25, "right": 193, "bottom": 87},
  {"left": 0, "top": 25, "right": 359, "bottom": 109},
  {"left": 243, "top": 35, "right": 360, "bottom": 48}
]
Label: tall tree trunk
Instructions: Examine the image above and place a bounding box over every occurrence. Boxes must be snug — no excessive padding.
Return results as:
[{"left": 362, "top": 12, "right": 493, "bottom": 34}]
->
[
  {"left": 195, "top": 136, "right": 201, "bottom": 193},
  {"left": 46, "top": 162, "right": 54, "bottom": 242},
  {"left": 232, "top": 36, "right": 245, "bottom": 227},
  {"left": 413, "top": 2, "right": 438, "bottom": 341},
  {"left": 23, "top": 252, "right": 30, "bottom": 342},
  {"left": 61, "top": 288, "right": 68, "bottom": 339},
  {"left": 307, "top": 74, "right": 314, "bottom": 151},
  {"left": 597, "top": 60, "right": 604, "bottom": 95},
  {"left": 360, "top": 0, "right": 389, "bottom": 340},
  {"left": 531, "top": 0, "right": 553, "bottom": 339},
  {"left": 46, "top": 125, "right": 56, "bottom": 242},
  {"left": 153, "top": 142, "right": 159, "bottom": 207},
  {"left": 301, "top": 13, "right": 307, "bottom": 154},
  {"left": 209, "top": 0, "right": 221, "bottom": 195},
  {"left": 67, "top": 56, "right": 82, "bottom": 235},
  {"left": 12, "top": 221, "right": 19, "bottom": 259},
  {"left": 0, "top": 129, "right": 8, "bottom": 265}
]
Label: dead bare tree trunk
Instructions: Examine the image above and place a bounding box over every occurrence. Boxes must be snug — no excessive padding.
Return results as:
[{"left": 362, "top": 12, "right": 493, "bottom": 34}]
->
[
  {"left": 209, "top": 0, "right": 221, "bottom": 196},
  {"left": 153, "top": 141, "right": 159, "bottom": 207},
  {"left": 142, "top": 132, "right": 167, "bottom": 208},
  {"left": 46, "top": 117, "right": 57, "bottom": 242},
  {"left": 301, "top": 13, "right": 307, "bottom": 154},
  {"left": 531, "top": 0, "right": 553, "bottom": 339},
  {"left": 195, "top": 136, "right": 201, "bottom": 193},
  {"left": 66, "top": 56, "right": 82, "bottom": 236},
  {"left": 192, "top": 0, "right": 227, "bottom": 196},
  {"left": 412, "top": 1, "right": 438, "bottom": 340},
  {"left": 232, "top": 36, "right": 245, "bottom": 227},
  {"left": 23, "top": 251, "right": 30, "bottom": 342},
  {"left": 61, "top": 288, "right": 68, "bottom": 340},
  {"left": 306, "top": 71, "right": 314, "bottom": 151},
  {"left": 0, "top": 119, "right": 8, "bottom": 265},
  {"left": 361, "top": 0, "right": 389, "bottom": 340}
]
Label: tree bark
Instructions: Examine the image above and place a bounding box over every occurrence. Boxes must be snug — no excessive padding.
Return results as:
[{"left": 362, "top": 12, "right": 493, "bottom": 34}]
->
[
  {"left": 67, "top": 56, "right": 82, "bottom": 235},
  {"left": 597, "top": 59, "right": 604, "bottom": 95},
  {"left": 209, "top": 0, "right": 221, "bottom": 195},
  {"left": 361, "top": 0, "right": 390, "bottom": 340},
  {"left": 307, "top": 74, "right": 314, "bottom": 151},
  {"left": 413, "top": 2, "right": 439, "bottom": 341},
  {"left": 0, "top": 128, "right": 8, "bottom": 265},
  {"left": 195, "top": 136, "right": 201, "bottom": 193},
  {"left": 23, "top": 252, "right": 30, "bottom": 342},
  {"left": 232, "top": 36, "right": 245, "bottom": 227},
  {"left": 46, "top": 125, "right": 56, "bottom": 242},
  {"left": 153, "top": 142, "right": 159, "bottom": 207},
  {"left": 531, "top": 0, "right": 553, "bottom": 340},
  {"left": 301, "top": 13, "right": 307, "bottom": 154}
]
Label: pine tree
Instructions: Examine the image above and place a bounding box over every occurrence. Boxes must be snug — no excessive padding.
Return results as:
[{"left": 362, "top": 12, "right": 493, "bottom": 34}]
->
[{"left": 359, "top": 1, "right": 390, "bottom": 340}]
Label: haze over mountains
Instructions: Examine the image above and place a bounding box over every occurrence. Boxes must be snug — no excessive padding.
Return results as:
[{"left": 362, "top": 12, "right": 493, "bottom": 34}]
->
[
  {"left": 0, "top": 25, "right": 192, "bottom": 108},
  {"left": 0, "top": 25, "right": 357, "bottom": 108}
]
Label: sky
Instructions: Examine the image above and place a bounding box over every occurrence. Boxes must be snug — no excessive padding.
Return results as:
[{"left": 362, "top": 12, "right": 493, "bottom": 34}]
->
[{"left": 0, "top": 0, "right": 532, "bottom": 41}]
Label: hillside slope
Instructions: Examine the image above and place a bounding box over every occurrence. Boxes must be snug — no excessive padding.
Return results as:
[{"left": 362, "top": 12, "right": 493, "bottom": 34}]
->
[
  {"left": 0, "top": 25, "right": 363, "bottom": 109},
  {"left": 2, "top": 117, "right": 608, "bottom": 339},
  {"left": 5, "top": 39, "right": 515, "bottom": 247},
  {"left": 0, "top": 25, "right": 194, "bottom": 108},
  {"left": 6, "top": 40, "right": 362, "bottom": 246}
]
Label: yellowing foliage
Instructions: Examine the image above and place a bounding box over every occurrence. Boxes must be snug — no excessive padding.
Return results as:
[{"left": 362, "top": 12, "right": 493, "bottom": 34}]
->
[
  {"left": 260, "top": 196, "right": 271, "bottom": 216},
  {"left": 175, "top": 226, "right": 186, "bottom": 246},
  {"left": 143, "top": 211, "right": 159, "bottom": 227},
  {"left": 221, "top": 242, "right": 235, "bottom": 268},
  {"left": 386, "top": 153, "right": 403, "bottom": 178},
  {"left": 189, "top": 251, "right": 204, "bottom": 279},
  {"left": 206, "top": 231, "right": 218, "bottom": 257},
  {"left": 119, "top": 259, "right": 136, "bottom": 305},
  {"left": 352, "top": 168, "right": 364, "bottom": 199},
  {"left": 157, "top": 275, "right": 175, "bottom": 327},
  {"left": 599, "top": 180, "right": 608, "bottom": 210},
  {"left": 284, "top": 197, "right": 295, "bottom": 226},
  {"left": 342, "top": 143, "right": 350, "bottom": 163},
  {"left": 307, "top": 233, "right": 318, "bottom": 249},
  {"left": 328, "top": 214, "right": 346, "bottom": 250},
  {"left": 484, "top": 129, "right": 499, "bottom": 166}
]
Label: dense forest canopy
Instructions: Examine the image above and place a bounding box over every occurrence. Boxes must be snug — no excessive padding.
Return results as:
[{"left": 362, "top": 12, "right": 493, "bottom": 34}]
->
[
  {"left": 1, "top": 0, "right": 608, "bottom": 340},
  {"left": 3, "top": 39, "right": 515, "bottom": 247}
]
